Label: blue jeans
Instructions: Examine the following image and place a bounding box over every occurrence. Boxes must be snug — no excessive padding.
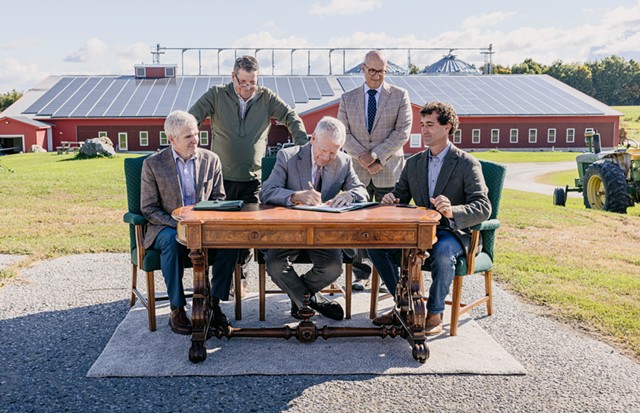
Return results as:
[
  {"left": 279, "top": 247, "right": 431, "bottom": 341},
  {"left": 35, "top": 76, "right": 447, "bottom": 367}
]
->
[
  {"left": 154, "top": 227, "right": 239, "bottom": 308},
  {"left": 367, "top": 229, "right": 464, "bottom": 314}
]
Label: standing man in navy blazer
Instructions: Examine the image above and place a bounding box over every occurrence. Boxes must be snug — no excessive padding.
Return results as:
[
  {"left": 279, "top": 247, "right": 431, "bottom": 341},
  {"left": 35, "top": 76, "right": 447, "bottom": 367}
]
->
[
  {"left": 260, "top": 116, "right": 368, "bottom": 321},
  {"left": 338, "top": 50, "right": 412, "bottom": 289},
  {"left": 141, "top": 110, "right": 238, "bottom": 335},
  {"left": 368, "top": 102, "right": 491, "bottom": 335}
]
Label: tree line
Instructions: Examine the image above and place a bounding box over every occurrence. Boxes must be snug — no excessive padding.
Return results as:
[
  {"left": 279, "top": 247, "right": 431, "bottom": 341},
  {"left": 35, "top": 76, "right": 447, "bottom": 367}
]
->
[{"left": 2, "top": 55, "right": 639, "bottom": 111}]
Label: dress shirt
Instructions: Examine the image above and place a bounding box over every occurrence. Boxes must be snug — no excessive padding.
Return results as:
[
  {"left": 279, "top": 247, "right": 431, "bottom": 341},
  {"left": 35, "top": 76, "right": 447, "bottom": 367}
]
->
[
  {"left": 172, "top": 148, "right": 196, "bottom": 206},
  {"left": 427, "top": 142, "right": 451, "bottom": 200}
]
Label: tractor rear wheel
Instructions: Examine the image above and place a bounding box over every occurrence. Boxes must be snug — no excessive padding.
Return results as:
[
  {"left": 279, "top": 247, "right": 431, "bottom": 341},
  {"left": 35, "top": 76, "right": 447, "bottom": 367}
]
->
[
  {"left": 553, "top": 187, "right": 566, "bottom": 206},
  {"left": 583, "top": 160, "right": 628, "bottom": 213}
]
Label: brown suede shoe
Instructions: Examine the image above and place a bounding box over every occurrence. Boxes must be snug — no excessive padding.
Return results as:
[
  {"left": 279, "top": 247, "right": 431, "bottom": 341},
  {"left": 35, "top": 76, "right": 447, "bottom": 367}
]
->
[
  {"left": 169, "top": 307, "right": 192, "bottom": 335},
  {"left": 372, "top": 309, "right": 400, "bottom": 326},
  {"left": 425, "top": 312, "right": 443, "bottom": 336}
]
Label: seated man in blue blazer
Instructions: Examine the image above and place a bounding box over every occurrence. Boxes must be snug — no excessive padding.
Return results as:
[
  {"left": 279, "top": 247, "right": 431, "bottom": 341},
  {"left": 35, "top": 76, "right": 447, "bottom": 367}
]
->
[
  {"left": 368, "top": 102, "right": 491, "bottom": 335},
  {"left": 141, "top": 110, "right": 239, "bottom": 335},
  {"left": 260, "top": 116, "right": 369, "bottom": 320}
]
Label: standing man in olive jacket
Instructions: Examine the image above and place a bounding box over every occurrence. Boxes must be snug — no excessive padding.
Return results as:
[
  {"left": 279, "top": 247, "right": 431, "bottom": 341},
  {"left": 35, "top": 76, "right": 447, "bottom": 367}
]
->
[{"left": 189, "top": 55, "right": 308, "bottom": 293}]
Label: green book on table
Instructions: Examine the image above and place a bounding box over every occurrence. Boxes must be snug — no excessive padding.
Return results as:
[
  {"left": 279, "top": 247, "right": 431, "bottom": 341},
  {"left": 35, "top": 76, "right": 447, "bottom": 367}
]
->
[{"left": 193, "top": 200, "right": 244, "bottom": 211}]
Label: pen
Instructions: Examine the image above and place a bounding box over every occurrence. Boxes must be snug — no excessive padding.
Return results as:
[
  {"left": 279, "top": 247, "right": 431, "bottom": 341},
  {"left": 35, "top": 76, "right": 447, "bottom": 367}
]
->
[{"left": 307, "top": 181, "right": 315, "bottom": 191}]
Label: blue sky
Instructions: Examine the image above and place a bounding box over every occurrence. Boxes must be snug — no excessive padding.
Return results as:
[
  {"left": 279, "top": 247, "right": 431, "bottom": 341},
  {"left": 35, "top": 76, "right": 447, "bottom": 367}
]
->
[{"left": 2, "top": 0, "right": 640, "bottom": 92}]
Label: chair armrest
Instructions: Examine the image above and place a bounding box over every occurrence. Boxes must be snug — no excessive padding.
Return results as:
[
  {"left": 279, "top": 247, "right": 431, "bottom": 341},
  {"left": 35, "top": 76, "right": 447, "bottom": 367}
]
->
[
  {"left": 123, "top": 212, "right": 147, "bottom": 226},
  {"left": 470, "top": 219, "right": 500, "bottom": 232}
]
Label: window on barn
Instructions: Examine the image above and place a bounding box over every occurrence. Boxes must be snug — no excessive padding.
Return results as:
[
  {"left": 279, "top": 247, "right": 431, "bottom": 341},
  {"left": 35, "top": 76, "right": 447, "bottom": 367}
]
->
[
  {"left": 528, "top": 129, "right": 537, "bottom": 143},
  {"left": 160, "top": 131, "right": 168, "bottom": 146},
  {"left": 453, "top": 129, "right": 462, "bottom": 144},
  {"left": 472, "top": 129, "right": 481, "bottom": 144},
  {"left": 408, "top": 133, "right": 421, "bottom": 148},
  {"left": 491, "top": 129, "right": 499, "bottom": 144},
  {"left": 139, "top": 131, "right": 149, "bottom": 146},
  {"left": 199, "top": 131, "right": 209, "bottom": 146},
  {"left": 98, "top": 131, "right": 108, "bottom": 138},
  {"left": 548, "top": 128, "right": 556, "bottom": 143},
  {"left": 118, "top": 132, "right": 128, "bottom": 151},
  {"left": 567, "top": 128, "right": 575, "bottom": 143},
  {"left": 510, "top": 129, "right": 518, "bottom": 144}
]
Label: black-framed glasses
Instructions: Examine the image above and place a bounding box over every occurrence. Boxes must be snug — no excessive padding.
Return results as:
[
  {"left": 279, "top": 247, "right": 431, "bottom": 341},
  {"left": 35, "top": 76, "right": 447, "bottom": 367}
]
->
[
  {"left": 364, "top": 64, "right": 387, "bottom": 76},
  {"left": 233, "top": 73, "right": 257, "bottom": 89}
]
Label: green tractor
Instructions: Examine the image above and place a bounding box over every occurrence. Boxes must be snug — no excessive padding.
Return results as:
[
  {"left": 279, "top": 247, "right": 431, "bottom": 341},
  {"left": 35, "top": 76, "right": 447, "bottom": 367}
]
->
[{"left": 553, "top": 130, "right": 640, "bottom": 213}]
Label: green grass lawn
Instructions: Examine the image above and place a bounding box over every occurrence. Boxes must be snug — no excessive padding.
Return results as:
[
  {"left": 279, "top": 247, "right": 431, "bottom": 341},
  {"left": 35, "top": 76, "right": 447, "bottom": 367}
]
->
[
  {"left": 614, "top": 105, "right": 640, "bottom": 142},
  {"left": 1, "top": 150, "right": 639, "bottom": 359}
]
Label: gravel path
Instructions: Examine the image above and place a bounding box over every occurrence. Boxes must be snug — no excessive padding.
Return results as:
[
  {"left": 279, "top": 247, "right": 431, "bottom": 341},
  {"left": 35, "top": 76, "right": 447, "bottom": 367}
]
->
[
  {"left": 1, "top": 253, "right": 639, "bottom": 413},
  {"left": 503, "top": 161, "right": 580, "bottom": 197}
]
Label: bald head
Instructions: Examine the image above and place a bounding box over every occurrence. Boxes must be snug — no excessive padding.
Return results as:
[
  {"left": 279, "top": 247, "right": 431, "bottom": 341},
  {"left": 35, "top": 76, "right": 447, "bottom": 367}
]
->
[{"left": 364, "top": 50, "right": 387, "bottom": 67}]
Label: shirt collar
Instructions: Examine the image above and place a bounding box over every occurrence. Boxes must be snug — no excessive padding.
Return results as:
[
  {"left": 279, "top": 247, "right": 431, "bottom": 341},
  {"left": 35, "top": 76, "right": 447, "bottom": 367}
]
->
[
  {"left": 428, "top": 142, "right": 451, "bottom": 162},
  {"left": 364, "top": 83, "right": 382, "bottom": 95},
  {"left": 171, "top": 147, "right": 197, "bottom": 163}
]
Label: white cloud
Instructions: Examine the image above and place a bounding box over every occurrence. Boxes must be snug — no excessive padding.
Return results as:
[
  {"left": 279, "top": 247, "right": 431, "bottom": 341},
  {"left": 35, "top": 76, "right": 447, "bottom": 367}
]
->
[
  {"left": 309, "top": 0, "right": 382, "bottom": 16},
  {"left": 0, "top": 58, "right": 48, "bottom": 93},
  {"left": 461, "top": 11, "right": 518, "bottom": 28},
  {"left": 64, "top": 38, "right": 108, "bottom": 63},
  {"left": 1, "top": 37, "right": 39, "bottom": 50}
]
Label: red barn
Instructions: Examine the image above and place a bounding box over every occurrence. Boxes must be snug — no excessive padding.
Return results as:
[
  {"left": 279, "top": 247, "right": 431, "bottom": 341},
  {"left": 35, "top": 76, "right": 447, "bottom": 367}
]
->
[{"left": 0, "top": 64, "right": 621, "bottom": 155}]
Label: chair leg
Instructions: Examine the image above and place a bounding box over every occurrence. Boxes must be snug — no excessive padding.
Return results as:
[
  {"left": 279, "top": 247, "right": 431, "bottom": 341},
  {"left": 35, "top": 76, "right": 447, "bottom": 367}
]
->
[
  {"left": 259, "top": 263, "right": 266, "bottom": 321},
  {"left": 450, "top": 276, "right": 463, "bottom": 337},
  {"left": 146, "top": 271, "right": 157, "bottom": 332},
  {"left": 234, "top": 263, "right": 242, "bottom": 321},
  {"left": 344, "top": 263, "right": 352, "bottom": 319},
  {"left": 485, "top": 270, "right": 493, "bottom": 316},
  {"left": 369, "top": 267, "right": 380, "bottom": 319},
  {"left": 130, "top": 264, "right": 137, "bottom": 306}
]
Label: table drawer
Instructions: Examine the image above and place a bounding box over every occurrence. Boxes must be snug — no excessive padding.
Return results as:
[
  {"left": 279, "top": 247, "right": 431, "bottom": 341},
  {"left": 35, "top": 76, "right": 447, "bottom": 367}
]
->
[
  {"left": 203, "top": 226, "right": 307, "bottom": 247},
  {"left": 313, "top": 228, "right": 416, "bottom": 246}
]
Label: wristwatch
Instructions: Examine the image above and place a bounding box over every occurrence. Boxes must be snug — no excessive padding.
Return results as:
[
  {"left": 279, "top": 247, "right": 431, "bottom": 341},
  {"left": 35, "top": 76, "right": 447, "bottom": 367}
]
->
[{"left": 371, "top": 151, "right": 378, "bottom": 160}]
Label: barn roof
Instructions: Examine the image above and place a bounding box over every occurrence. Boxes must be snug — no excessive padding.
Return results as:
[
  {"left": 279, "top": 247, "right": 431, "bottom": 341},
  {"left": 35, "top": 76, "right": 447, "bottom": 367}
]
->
[{"left": 9, "top": 74, "right": 621, "bottom": 120}]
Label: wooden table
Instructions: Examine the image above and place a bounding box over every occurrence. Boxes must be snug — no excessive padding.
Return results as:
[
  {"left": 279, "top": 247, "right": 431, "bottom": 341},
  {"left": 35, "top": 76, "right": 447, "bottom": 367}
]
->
[{"left": 173, "top": 203, "right": 440, "bottom": 363}]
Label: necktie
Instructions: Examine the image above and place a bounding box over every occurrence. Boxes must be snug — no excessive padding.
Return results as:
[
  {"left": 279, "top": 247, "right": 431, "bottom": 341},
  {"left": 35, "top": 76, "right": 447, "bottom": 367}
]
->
[
  {"left": 367, "top": 89, "right": 377, "bottom": 133},
  {"left": 313, "top": 166, "right": 323, "bottom": 191}
]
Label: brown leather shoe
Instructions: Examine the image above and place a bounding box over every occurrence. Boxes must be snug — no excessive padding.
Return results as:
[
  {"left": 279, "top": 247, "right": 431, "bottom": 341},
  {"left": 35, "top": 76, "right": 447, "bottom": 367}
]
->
[
  {"left": 169, "top": 307, "right": 192, "bottom": 335},
  {"left": 425, "top": 312, "right": 443, "bottom": 336},
  {"left": 372, "top": 309, "right": 400, "bottom": 326}
]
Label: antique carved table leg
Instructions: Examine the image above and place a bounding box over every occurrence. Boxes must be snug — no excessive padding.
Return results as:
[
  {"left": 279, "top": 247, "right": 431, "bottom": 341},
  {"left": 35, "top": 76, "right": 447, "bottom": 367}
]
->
[
  {"left": 188, "top": 249, "right": 208, "bottom": 363},
  {"left": 395, "top": 248, "right": 430, "bottom": 363}
]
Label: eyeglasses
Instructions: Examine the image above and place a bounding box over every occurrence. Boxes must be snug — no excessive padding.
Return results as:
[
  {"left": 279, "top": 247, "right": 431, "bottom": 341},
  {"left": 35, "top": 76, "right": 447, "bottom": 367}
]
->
[
  {"left": 364, "top": 64, "right": 387, "bottom": 76},
  {"left": 233, "top": 74, "right": 257, "bottom": 89}
]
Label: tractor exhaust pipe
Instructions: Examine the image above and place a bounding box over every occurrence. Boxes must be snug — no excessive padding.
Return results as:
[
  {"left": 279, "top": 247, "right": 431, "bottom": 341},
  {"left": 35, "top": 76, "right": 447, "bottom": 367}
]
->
[{"left": 593, "top": 133, "right": 601, "bottom": 154}]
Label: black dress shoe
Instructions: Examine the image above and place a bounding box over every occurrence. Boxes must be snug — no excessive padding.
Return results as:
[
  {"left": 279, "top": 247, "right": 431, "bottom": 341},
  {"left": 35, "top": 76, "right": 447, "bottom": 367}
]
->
[
  {"left": 290, "top": 301, "right": 304, "bottom": 320},
  {"left": 169, "top": 307, "right": 192, "bottom": 335},
  {"left": 309, "top": 294, "right": 344, "bottom": 321},
  {"left": 210, "top": 303, "right": 231, "bottom": 331}
]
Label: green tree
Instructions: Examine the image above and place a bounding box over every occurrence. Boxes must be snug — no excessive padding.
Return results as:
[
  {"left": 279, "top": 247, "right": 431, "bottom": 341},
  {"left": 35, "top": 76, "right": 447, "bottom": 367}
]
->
[
  {"left": 511, "top": 58, "right": 545, "bottom": 74},
  {"left": 408, "top": 63, "right": 421, "bottom": 74},
  {"left": 0, "top": 89, "right": 23, "bottom": 112},
  {"left": 544, "top": 60, "right": 595, "bottom": 96}
]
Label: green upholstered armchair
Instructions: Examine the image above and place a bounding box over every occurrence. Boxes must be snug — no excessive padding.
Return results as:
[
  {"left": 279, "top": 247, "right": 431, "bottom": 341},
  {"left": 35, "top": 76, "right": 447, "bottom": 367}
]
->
[
  {"left": 256, "top": 156, "right": 354, "bottom": 320},
  {"left": 370, "top": 159, "right": 506, "bottom": 336},
  {"left": 123, "top": 155, "right": 165, "bottom": 331}
]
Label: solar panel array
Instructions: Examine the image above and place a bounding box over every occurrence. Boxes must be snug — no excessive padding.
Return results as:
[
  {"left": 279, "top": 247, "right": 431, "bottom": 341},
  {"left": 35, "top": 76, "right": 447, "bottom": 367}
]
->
[
  {"left": 373, "top": 75, "right": 603, "bottom": 116},
  {"left": 23, "top": 76, "right": 334, "bottom": 118},
  {"left": 23, "top": 74, "right": 605, "bottom": 119}
]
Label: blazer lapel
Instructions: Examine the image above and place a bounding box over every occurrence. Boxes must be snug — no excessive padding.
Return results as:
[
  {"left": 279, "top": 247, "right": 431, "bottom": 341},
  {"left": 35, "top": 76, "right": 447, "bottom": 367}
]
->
[
  {"left": 194, "top": 149, "right": 205, "bottom": 201},
  {"left": 161, "top": 148, "right": 184, "bottom": 206},
  {"left": 296, "top": 144, "right": 314, "bottom": 190},
  {"left": 353, "top": 86, "right": 367, "bottom": 134},
  {"left": 372, "top": 83, "right": 391, "bottom": 132},
  {"left": 416, "top": 151, "right": 430, "bottom": 207},
  {"left": 433, "top": 146, "right": 460, "bottom": 197}
]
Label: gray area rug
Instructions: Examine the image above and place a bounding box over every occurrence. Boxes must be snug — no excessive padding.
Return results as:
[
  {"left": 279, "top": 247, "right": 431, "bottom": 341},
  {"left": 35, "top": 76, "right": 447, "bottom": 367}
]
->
[{"left": 88, "top": 290, "right": 526, "bottom": 377}]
